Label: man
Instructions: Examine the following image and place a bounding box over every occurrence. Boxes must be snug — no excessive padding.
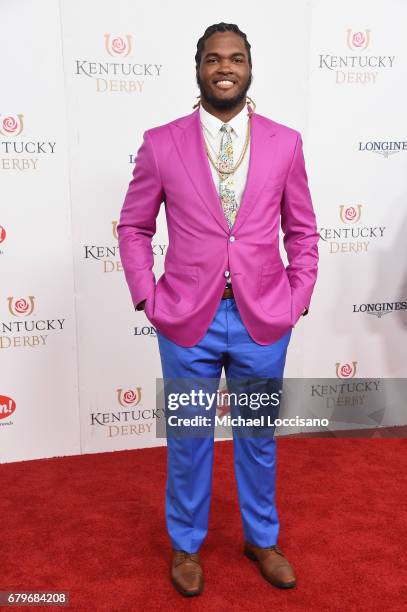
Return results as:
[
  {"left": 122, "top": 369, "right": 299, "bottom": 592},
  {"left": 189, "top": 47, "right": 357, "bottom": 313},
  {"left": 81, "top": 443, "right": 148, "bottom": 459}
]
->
[{"left": 117, "top": 23, "right": 319, "bottom": 597}]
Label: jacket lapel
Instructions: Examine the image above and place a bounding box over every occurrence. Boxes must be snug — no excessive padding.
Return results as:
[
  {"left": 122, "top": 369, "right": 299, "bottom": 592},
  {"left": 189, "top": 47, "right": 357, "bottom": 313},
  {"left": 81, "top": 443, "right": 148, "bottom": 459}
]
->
[
  {"left": 170, "top": 108, "right": 229, "bottom": 233},
  {"left": 170, "top": 108, "right": 278, "bottom": 234},
  {"left": 232, "top": 113, "right": 278, "bottom": 234}
]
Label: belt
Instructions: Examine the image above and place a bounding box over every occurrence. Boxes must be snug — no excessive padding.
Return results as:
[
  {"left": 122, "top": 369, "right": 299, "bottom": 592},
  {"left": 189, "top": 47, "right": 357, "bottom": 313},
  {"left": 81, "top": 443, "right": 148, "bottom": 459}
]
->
[{"left": 222, "top": 284, "right": 234, "bottom": 299}]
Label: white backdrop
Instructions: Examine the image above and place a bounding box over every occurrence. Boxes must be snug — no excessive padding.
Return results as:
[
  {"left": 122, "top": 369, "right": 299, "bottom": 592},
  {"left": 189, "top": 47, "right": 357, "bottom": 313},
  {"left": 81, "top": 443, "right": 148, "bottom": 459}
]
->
[{"left": 1, "top": 0, "right": 406, "bottom": 463}]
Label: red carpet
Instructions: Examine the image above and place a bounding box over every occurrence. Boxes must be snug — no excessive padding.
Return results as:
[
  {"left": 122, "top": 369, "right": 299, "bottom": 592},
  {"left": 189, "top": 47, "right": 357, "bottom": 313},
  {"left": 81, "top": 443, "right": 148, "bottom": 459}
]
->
[{"left": 1, "top": 439, "right": 407, "bottom": 611}]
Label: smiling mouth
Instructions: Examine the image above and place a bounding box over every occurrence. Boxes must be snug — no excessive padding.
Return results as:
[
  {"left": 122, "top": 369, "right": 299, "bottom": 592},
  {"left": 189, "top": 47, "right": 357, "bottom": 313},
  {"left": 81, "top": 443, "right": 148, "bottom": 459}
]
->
[{"left": 214, "top": 79, "right": 236, "bottom": 90}]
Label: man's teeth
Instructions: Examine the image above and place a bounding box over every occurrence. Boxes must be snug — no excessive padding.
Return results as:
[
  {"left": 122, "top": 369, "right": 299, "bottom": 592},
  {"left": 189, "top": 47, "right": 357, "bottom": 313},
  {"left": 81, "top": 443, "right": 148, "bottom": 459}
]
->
[{"left": 215, "top": 80, "right": 235, "bottom": 89}]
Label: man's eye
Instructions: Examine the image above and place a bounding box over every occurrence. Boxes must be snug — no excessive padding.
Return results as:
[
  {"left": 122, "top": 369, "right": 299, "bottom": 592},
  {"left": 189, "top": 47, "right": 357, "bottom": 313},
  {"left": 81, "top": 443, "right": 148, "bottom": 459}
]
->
[{"left": 233, "top": 58, "right": 243, "bottom": 62}]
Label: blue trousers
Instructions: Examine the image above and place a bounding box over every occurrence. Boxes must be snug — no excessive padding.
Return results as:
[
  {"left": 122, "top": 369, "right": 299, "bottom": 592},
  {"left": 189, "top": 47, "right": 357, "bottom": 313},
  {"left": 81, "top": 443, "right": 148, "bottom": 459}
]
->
[{"left": 156, "top": 298, "right": 292, "bottom": 553}]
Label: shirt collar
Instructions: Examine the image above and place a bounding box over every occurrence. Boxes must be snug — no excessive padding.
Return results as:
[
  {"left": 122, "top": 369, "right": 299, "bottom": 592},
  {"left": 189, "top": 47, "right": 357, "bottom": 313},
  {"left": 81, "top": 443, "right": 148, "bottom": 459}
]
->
[{"left": 199, "top": 103, "right": 249, "bottom": 138}]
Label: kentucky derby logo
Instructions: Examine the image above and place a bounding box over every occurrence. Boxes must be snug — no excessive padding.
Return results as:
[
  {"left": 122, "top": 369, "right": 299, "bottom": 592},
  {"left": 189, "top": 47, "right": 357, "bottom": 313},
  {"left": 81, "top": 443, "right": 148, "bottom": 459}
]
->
[
  {"left": 74, "top": 33, "right": 162, "bottom": 94},
  {"left": 90, "top": 385, "right": 159, "bottom": 438},
  {"left": 0, "top": 395, "right": 16, "bottom": 420},
  {"left": 0, "top": 225, "right": 6, "bottom": 244},
  {"left": 83, "top": 220, "right": 167, "bottom": 275},
  {"left": 319, "top": 202, "right": 385, "bottom": 254},
  {"left": 0, "top": 113, "right": 56, "bottom": 172},
  {"left": 104, "top": 34, "right": 132, "bottom": 57},
  {"left": 117, "top": 387, "right": 142, "bottom": 407},
  {"left": 336, "top": 362, "right": 357, "bottom": 379},
  {"left": 318, "top": 28, "right": 395, "bottom": 85},
  {"left": 0, "top": 114, "right": 24, "bottom": 137},
  {"left": 7, "top": 296, "right": 35, "bottom": 317},
  {"left": 346, "top": 29, "right": 370, "bottom": 51},
  {"left": 339, "top": 204, "right": 362, "bottom": 224},
  {"left": 83, "top": 220, "right": 120, "bottom": 273},
  {"left": 1, "top": 296, "right": 65, "bottom": 350}
]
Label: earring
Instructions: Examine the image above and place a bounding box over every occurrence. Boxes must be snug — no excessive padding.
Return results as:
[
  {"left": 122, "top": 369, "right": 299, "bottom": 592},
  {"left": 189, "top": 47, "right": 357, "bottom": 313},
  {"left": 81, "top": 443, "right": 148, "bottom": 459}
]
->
[
  {"left": 192, "top": 96, "right": 201, "bottom": 109},
  {"left": 246, "top": 96, "right": 256, "bottom": 115}
]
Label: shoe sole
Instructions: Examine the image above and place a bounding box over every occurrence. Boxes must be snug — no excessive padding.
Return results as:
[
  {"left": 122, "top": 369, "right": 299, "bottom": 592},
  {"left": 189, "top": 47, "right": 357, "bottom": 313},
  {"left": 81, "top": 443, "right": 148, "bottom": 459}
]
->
[
  {"left": 244, "top": 548, "right": 296, "bottom": 589},
  {"left": 171, "top": 575, "right": 203, "bottom": 597}
]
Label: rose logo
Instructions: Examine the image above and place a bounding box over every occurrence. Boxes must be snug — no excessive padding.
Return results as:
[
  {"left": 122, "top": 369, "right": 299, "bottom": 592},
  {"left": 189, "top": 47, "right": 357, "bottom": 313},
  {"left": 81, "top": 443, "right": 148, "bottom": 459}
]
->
[
  {"left": 345, "top": 207, "right": 357, "bottom": 221},
  {"left": 104, "top": 34, "right": 132, "bottom": 57},
  {"left": 112, "top": 221, "right": 118, "bottom": 240},
  {"left": 3, "top": 117, "right": 18, "bottom": 133},
  {"left": 7, "top": 296, "right": 35, "bottom": 317},
  {"left": 0, "top": 225, "right": 6, "bottom": 243},
  {"left": 339, "top": 204, "right": 362, "bottom": 224},
  {"left": 112, "top": 37, "right": 126, "bottom": 54},
  {"left": 335, "top": 361, "right": 357, "bottom": 379},
  {"left": 123, "top": 390, "right": 136, "bottom": 403},
  {"left": 353, "top": 32, "right": 365, "bottom": 47},
  {"left": 15, "top": 299, "right": 30, "bottom": 314},
  {"left": 346, "top": 29, "right": 370, "bottom": 51},
  {"left": 117, "top": 387, "right": 142, "bottom": 407},
  {"left": 0, "top": 395, "right": 16, "bottom": 420},
  {"left": 0, "top": 114, "right": 24, "bottom": 137}
]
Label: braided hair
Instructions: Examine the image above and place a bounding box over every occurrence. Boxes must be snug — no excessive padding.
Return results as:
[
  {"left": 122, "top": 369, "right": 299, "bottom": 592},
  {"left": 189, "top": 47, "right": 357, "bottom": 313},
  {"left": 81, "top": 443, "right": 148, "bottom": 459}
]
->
[{"left": 195, "top": 23, "right": 252, "bottom": 69}]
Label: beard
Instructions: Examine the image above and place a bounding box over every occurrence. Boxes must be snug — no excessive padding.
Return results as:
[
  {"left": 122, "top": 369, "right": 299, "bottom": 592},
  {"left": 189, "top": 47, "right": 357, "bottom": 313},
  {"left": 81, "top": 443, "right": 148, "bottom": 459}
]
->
[{"left": 196, "top": 72, "right": 252, "bottom": 111}]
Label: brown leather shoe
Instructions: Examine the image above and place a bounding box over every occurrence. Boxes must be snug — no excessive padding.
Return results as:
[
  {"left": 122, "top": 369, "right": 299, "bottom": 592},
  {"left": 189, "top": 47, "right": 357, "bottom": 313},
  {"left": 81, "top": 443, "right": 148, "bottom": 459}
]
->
[
  {"left": 171, "top": 550, "right": 203, "bottom": 596},
  {"left": 244, "top": 542, "right": 296, "bottom": 588}
]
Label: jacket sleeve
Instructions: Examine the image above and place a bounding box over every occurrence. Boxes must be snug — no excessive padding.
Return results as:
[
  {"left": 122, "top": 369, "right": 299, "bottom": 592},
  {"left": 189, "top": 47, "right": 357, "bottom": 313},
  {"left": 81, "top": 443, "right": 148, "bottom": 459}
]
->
[
  {"left": 280, "top": 131, "right": 319, "bottom": 323},
  {"left": 117, "top": 130, "right": 164, "bottom": 309}
]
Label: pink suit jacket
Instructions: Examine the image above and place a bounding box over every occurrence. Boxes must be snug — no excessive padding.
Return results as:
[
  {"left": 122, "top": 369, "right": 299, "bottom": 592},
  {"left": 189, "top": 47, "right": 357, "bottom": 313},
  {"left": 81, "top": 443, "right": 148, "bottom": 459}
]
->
[{"left": 117, "top": 107, "right": 319, "bottom": 347}]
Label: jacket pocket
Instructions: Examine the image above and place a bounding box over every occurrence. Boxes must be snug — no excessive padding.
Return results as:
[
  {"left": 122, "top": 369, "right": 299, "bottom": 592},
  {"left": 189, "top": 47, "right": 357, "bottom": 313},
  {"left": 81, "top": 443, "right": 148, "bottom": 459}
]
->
[
  {"left": 258, "top": 262, "right": 292, "bottom": 317},
  {"left": 154, "top": 261, "right": 199, "bottom": 317}
]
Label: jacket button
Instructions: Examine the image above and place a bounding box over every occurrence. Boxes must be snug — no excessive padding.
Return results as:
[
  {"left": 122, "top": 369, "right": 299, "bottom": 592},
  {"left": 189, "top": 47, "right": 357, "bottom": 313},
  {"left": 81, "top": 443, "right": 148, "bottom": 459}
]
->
[
  {"left": 229, "top": 235, "right": 236, "bottom": 242},
  {"left": 224, "top": 270, "right": 230, "bottom": 278}
]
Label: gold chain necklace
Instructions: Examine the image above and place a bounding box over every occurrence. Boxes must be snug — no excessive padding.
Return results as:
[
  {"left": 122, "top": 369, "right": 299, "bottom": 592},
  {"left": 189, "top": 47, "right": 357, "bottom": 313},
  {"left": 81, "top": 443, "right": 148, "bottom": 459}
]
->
[
  {"left": 203, "top": 120, "right": 251, "bottom": 179},
  {"left": 202, "top": 125, "right": 221, "bottom": 159}
]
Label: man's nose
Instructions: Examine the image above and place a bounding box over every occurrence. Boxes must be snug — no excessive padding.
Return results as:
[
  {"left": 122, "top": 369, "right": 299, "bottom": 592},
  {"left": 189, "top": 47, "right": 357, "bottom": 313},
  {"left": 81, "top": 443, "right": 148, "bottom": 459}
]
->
[{"left": 217, "top": 64, "right": 234, "bottom": 75}]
